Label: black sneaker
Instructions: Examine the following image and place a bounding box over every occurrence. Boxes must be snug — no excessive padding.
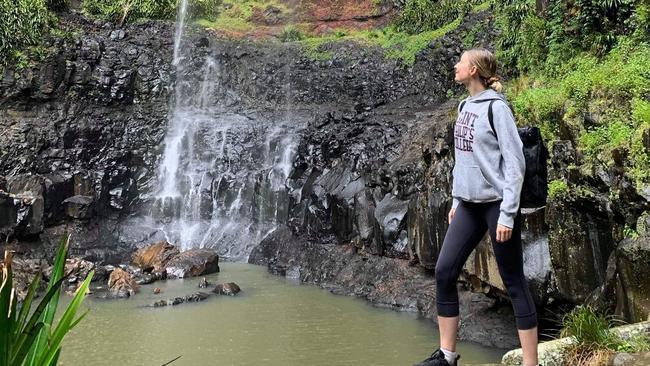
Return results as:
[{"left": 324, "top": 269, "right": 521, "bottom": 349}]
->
[{"left": 412, "top": 349, "right": 460, "bottom": 366}]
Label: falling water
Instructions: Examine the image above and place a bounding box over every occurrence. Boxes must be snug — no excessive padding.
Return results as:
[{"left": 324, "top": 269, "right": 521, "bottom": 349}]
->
[
  {"left": 172, "top": 0, "right": 188, "bottom": 66},
  {"left": 146, "top": 0, "right": 298, "bottom": 260}
]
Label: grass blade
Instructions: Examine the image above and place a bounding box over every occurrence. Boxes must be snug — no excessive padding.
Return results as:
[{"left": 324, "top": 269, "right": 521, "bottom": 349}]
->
[
  {"left": 10, "top": 276, "right": 66, "bottom": 365},
  {"left": 1, "top": 251, "right": 16, "bottom": 366},
  {"left": 13, "top": 270, "right": 42, "bottom": 339},
  {"left": 9, "top": 322, "right": 44, "bottom": 366},
  {"left": 37, "top": 270, "right": 93, "bottom": 366},
  {"left": 26, "top": 233, "right": 69, "bottom": 366}
]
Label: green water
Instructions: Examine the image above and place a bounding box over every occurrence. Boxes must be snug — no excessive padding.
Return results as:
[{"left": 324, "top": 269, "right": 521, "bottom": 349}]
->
[{"left": 60, "top": 263, "right": 504, "bottom": 365}]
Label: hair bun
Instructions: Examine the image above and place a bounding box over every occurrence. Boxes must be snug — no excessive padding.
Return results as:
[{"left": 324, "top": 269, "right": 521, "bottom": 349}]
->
[{"left": 487, "top": 76, "right": 500, "bottom": 85}]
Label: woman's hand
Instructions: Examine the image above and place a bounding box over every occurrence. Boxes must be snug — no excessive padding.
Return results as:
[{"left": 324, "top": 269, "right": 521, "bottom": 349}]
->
[
  {"left": 448, "top": 208, "right": 456, "bottom": 224},
  {"left": 496, "top": 224, "right": 512, "bottom": 243}
]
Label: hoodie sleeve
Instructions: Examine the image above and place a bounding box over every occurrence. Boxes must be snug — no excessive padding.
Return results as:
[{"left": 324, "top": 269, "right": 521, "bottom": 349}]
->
[
  {"left": 492, "top": 101, "right": 525, "bottom": 228},
  {"left": 452, "top": 197, "right": 459, "bottom": 209}
]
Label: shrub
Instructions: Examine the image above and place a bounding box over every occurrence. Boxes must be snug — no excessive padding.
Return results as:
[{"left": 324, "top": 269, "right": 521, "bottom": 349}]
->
[
  {"left": 560, "top": 305, "right": 650, "bottom": 366},
  {"left": 279, "top": 25, "right": 304, "bottom": 42},
  {"left": 0, "top": 0, "right": 53, "bottom": 64},
  {"left": 82, "top": 0, "right": 177, "bottom": 24},
  {"left": 396, "top": 0, "right": 481, "bottom": 34},
  {"left": 548, "top": 179, "right": 570, "bottom": 201},
  {"left": 560, "top": 305, "right": 621, "bottom": 348},
  {"left": 187, "top": 0, "right": 222, "bottom": 21},
  {"left": 494, "top": 0, "right": 645, "bottom": 76}
]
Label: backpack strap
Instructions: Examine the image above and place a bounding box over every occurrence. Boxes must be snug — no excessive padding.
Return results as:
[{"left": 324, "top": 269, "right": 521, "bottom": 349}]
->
[
  {"left": 460, "top": 98, "right": 508, "bottom": 140},
  {"left": 488, "top": 100, "right": 497, "bottom": 140}
]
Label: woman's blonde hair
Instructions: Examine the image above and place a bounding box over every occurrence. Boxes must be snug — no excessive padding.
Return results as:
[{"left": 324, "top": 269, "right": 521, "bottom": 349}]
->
[{"left": 464, "top": 48, "right": 502, "bottom": 93}]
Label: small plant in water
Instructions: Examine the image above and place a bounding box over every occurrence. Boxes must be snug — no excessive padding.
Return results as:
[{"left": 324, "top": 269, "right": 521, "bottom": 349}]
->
[{"left": 0, "top": 233, "right": 93, "bottom": 366}]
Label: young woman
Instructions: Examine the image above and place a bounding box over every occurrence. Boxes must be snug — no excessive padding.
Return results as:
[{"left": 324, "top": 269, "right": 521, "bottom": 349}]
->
[{"left": 414, "top": 49, "right": 538, "bottom": 366}]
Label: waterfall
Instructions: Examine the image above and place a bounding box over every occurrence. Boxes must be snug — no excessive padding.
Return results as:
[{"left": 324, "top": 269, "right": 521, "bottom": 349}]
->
[
  {"left": 145, "top": 0, "right": 297, "bottom": 261},
  {"left": 172, "top": 0, "right": 188, "bottom": 66}
]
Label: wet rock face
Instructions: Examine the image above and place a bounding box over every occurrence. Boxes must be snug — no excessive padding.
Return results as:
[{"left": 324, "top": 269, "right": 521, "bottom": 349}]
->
[
  {"left": 0, "top": 15, "right": 174, "bottom": 257},
  {"left": 546, "top": 199, "right": 614, "bottom": 303}
]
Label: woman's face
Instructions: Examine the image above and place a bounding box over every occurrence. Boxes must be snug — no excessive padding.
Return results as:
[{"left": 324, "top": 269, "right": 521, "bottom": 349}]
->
[{"left": 454, "top": 53, "right": 477, "bottom": 84}]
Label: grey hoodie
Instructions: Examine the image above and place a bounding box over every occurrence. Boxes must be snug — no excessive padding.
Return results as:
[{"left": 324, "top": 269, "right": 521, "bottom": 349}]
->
[{"left": 451, "top": 89, "right": 525, "bottom": 228}]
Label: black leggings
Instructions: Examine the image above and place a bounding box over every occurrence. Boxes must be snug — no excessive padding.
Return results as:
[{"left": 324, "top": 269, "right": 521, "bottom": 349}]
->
[{"left": 435, "top": 200, "right": 537, "bottom": 330}]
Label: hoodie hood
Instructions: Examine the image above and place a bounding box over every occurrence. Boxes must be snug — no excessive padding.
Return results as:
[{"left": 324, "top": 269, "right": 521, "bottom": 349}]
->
[{"left": 466, "top": 88, "right": 507, "bottom": 104}]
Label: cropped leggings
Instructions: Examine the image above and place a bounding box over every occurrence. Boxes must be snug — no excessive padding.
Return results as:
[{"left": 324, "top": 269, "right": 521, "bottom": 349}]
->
[{"left": 435, "top": 200, "right": 537, "bottom": 330}]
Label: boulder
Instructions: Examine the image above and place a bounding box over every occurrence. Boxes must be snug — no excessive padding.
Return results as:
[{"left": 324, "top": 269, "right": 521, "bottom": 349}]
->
[
  {"left": 165, "top": 249, "right": 219, "bottom": 278},
  {"left": 502, "top": 321, "right": 650, "bottom": 366},
  {"left": 198, "top": 277, "right": 210, "bottom": 288},
  {"left": 5, "top": 257, "right": 46, "bottom": 300},
  {"left": 107, "top": 267, "right": 138, "bottom": 298},
  {"left": 616, "top": 235, "right": 650, "bottom": 322},
  {"left": 45, "top": 257, "right": 95, "bottom": 292},
  {"left": 150, "top": 292, "right": 210, "bottom": 307},
  {"left": 611, "top": 352, "right": 650, "bottom": 366},
  {"left": 249, "top": 225, "right": 293, "bottom": 265},
  {"left": 131, "top": 241, "right": 179, "bottom": 272},
  {"left": 213, "top": 282, "right": 241, "bottom": 296},
  {"left": 135, "top": 270, "right": 166, "bottom": 285}
]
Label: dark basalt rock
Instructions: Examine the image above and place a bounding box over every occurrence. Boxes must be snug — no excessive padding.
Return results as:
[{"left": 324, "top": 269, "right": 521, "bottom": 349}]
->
[
  {"left": 165, "top": 249, "right": 220, "bottom": 278},
  {"left": 150, "top": 291, "right": 210, "bottom": 307},
  {"left": 63, "top": 195, "right": 94, "bottom": 219},
  {"left": 212, "top": 282, "right": 241, "bottom": 296}
]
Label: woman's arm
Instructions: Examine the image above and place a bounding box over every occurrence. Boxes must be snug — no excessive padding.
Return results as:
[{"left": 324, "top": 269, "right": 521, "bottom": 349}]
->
[{"left": 492, "top": 101, "right": 525, "bottom": 228}]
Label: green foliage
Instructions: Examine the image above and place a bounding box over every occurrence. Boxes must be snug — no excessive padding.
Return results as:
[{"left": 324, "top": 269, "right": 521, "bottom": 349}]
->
[
  {"left": 187, "top": 0, "right": 222, "bottom": 21},
  {"left": 511, "top": 85, "right": 565, "bottom": 140},
  {"left": 560, "top": 305, "right": 622, "bottom": 349},
  {"left": 219, "top": 0, "right": 289, "bottom": 20},
  {"left": 82, "top": 0, "right": 177, "bottom": 24},
  {"left": 548, "top": 179, "right": 570, "bottom": 201},
  {"left": 396, "top": 0, "right": 482, "bottom": 34},
  {"left": 1, "top": 233, "right": 92, "bottom": 366},
  {"left": 494, "top": 0, "right": 548, "bottom": 74},
  {"left": 623, "top": 224, "right": 640, "bottom": 239},
  {"left": 560, "top": 305, "right": 650, "bottom": 363},
  {"left": 0, "top": 0, "right": 53, "bottom": 65},
  {"left": 495, "top": 0, "right": 645, "bottom": 75},
  {"left": 616, "top": 332, "right": 650, "bottom": 352},
  {"left": 509, "top": 39, "right": 650, "bottom": 186},
  {"left": 279, "top": 25, "right": 304, "bottom": 42},
  {"left": 383, "top": 18, "right": 462, "bottom": 64},
  {"left": 461, "top": 21, "right": 488, "bottom": 49},
  {"left": 579, "top": 121, "right": 633, "bottom": 159},
  {"left": 297, "top": 18, "right": 462, "bottom": 65}
]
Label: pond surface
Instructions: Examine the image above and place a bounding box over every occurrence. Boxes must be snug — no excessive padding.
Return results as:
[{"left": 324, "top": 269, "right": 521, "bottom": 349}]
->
[{"left": 60, "top": 263, "right": 505, "bottom": 365}]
